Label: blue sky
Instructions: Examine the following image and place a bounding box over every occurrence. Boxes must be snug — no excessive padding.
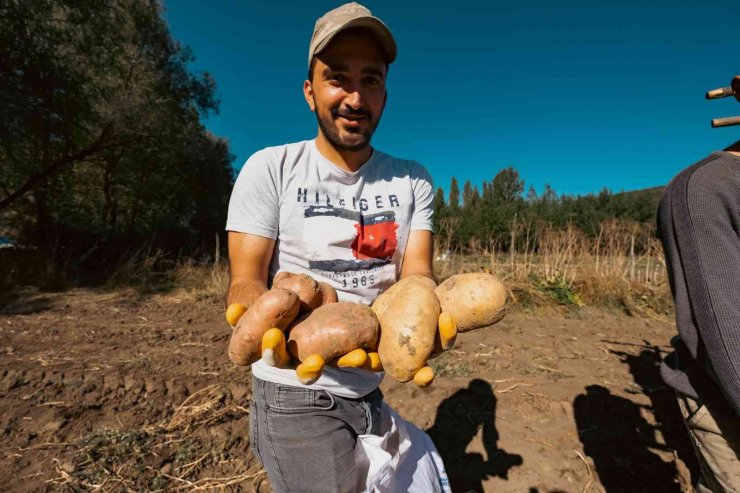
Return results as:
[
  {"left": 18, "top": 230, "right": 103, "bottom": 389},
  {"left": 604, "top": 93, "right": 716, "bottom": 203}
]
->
[{"left": 163, "top": 0, "right": 740, "bottom": 197}]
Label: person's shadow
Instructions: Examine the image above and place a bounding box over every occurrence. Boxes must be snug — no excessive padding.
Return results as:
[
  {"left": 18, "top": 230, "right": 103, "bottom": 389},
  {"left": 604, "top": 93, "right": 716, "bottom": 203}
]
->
[
  {"left": 612, "top": 344, "right": 700, "bottom": 485},
  {"left": 427, "top": 379, "right": 522, "bottom": 493},
  {"left": 574, "top": 384, "right": 682, "bottom": 492}
]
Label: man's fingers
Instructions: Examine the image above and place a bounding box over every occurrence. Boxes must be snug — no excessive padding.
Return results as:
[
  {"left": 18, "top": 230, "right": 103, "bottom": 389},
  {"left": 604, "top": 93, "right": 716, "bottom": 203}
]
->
[
  {"left": 296, "top": 354, "right": 325, "bottom": 385},
  {"left": 336, "top": 349, "right": 368, "bottom": 368},
  {"left": 413, "top": 366, "right": 435, "bottom": 388},
  {"left": 435, "top": 312, "right": 457, "bottom": 352},
  {"left": 225, "top": 303, "right": 247, "bottom": 327},
  {"left": 364, "top": 352, "right": 384, "bottom": 372},
  {"left": 261, "top": 328, "right": 290, "bottom": 368}
]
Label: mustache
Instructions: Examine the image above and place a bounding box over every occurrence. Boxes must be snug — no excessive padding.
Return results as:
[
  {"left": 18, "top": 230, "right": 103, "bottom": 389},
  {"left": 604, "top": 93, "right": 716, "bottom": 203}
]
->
[{"left": 332, "top": 108, "right": 371, "bottom": 119}]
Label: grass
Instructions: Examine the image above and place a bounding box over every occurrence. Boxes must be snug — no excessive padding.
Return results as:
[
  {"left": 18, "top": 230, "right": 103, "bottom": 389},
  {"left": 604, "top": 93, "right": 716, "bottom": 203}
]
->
[
  {"left": 12, "top": 218, "right": 669, "bottom": 319},
  {"left": 45, "top": 384, "right": 266, "bottom": 492},
  {"left": 434, "top": 219, "right": 672, "bottom": 318}
]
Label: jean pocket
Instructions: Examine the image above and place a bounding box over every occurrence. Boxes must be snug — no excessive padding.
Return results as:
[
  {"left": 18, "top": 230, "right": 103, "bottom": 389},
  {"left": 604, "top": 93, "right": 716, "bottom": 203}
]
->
[
  {"left": 681, "top": 395, "right": 708, "bottom": 427},
  {"left": 687, "top": 403, "right": 709, "bottom": 428},
  {"left": 269, "top": 385, "right": 335, "bottom": 414}
]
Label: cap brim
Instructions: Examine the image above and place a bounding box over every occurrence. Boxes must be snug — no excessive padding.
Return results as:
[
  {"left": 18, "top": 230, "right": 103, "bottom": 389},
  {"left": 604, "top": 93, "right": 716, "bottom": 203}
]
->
[{"left": 313, "top": 16, "right": 397, "bottom": 65}]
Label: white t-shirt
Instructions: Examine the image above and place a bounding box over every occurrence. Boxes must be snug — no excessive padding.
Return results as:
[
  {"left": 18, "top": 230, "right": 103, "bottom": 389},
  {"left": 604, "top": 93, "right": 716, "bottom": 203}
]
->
[{"left": 226, "top": 139, "right": 434, "bottom": 397}]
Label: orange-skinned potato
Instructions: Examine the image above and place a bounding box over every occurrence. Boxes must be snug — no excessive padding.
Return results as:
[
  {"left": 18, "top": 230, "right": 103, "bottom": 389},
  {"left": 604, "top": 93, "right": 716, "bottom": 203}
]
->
[
  {"left": 318, "top": 282, "right": 338, "bottom": 305},
  {"left": 435, "top": 273, "right": 507, "bottom": 332},
  {"left": 228, "top": 289, "right": 300, "bottom": 366},
  {"left": 376, "top": 282, "right": 440, "bottom": 382},
  {"left": 272, "top": 272, "right": 323, "bottom": 312},
  {"left": 287, "top": 302, "right": 379, "bottom": 363}
]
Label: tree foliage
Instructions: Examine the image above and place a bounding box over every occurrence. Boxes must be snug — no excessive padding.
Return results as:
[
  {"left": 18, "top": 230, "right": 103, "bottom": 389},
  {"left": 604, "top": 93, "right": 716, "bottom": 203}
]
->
[
  {"left": 436, "top": 167, "right": 662, "bottom": 254},
  {"left": 0, "top": 0, "right": 233, "bottom": 283}
]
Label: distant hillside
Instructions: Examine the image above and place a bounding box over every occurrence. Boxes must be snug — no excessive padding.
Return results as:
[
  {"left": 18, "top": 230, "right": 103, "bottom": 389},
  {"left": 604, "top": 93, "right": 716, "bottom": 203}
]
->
[
  {"left": 612, "top": 186, "right": 665, "bottom": 221},
  {"left": 614, "top": 186, "right": 664, "bottom": 201}
]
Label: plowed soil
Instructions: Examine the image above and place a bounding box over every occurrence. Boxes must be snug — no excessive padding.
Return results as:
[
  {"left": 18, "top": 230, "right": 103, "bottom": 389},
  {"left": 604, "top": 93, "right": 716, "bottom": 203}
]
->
[{"left": 0, "top": 288, "right": 697, "bottom": 492}]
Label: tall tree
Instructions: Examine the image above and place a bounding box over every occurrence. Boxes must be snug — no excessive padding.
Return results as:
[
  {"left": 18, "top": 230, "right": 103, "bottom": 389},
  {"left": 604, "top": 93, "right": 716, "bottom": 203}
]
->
[
  {"left": 449, "top": 177, "right": 460, "bottom": 210},
  {"left": 492, "top": 167, "right": 524, "bottom": 203},
  {"left": 0, "top": 0, "right": 233, "bottom": 281}
]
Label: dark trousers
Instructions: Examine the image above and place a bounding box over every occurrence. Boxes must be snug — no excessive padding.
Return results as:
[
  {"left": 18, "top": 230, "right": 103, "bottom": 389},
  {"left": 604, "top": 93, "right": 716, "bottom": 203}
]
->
[{"left": 250, "top": 375, "right": 383, "bottom": 493}]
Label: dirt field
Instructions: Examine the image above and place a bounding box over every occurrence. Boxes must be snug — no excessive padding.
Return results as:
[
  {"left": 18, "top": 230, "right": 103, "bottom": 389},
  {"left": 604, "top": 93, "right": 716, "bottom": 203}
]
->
[{"left": 0, "top": 288, "right": 698, "bottom": 492}]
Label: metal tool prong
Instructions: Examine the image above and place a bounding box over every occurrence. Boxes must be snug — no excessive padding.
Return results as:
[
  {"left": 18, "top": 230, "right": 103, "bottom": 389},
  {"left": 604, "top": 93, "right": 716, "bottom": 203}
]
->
[
  {"left": 711, "top": 116, "right": 740, "bottom": 128},
  {"left": 706, "top": 86, "right": 734, "bottom": 99}
]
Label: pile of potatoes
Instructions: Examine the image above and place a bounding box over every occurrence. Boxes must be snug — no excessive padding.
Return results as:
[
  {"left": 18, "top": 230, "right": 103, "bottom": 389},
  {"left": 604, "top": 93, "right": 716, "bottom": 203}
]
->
[
  {"left": 371, "top": 273, "right": 507, "bottom": 386},
  {"left": 228, "top": 272, "right": 381, "bottom": 384},
  {"left": 227, "top": 271, "right": 507, "bottom": 387}
]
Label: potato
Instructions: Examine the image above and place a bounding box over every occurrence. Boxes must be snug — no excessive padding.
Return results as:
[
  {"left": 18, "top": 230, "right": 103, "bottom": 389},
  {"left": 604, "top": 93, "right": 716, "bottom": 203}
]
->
[
  {"left": 377, "top": 282, "right": 440, "bottom": 382},
  {"left": 434, "top": 273, "right": 507, "bottom": 332},
  {"left": 287, "top": 302, "right": 379, "bottom": 363},
  {"left": 371, "top": 275, "right": 436, "bottom": 320},
  {"left": 272, "top": 272, "right": 323, "bottom": 311},
  {"left": 226, "top": 280, "right": 269, "bottom": 321},
  {"left": 318, "top": 282, "right": 338, "bottom": 305},
  {"left": 228, "top": 289, "right": 301, "bottom": 366}
]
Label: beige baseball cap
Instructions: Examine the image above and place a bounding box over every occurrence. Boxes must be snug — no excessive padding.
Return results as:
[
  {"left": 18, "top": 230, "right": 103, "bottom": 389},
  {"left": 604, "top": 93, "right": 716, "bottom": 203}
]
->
[{"left": 308, "top": 2, "right": 397, "bottom": 69}]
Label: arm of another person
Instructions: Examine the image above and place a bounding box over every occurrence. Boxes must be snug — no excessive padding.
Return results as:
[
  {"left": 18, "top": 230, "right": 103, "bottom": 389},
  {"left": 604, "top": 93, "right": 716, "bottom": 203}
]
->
[
  {"left": 226, "top": 231, "right": 275, "bottom": 309},
  {"left": 680, "top": 160, "right": 740, "bottom": 415}
]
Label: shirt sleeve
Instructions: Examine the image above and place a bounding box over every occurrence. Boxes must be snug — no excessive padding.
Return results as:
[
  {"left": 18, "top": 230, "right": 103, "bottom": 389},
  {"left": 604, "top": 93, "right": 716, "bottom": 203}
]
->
[
  {"left": 409, "top": 162, "right": 435, "bottom": 232},
  {"left": 225, "top": 149, "right": 280, "bottom": 239}
]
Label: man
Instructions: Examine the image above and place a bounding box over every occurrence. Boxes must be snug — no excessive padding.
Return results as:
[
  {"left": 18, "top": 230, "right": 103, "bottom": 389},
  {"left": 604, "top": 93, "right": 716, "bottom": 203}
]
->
[
  {"left": 225, "top": 4, "right": 437, "bottom": 492},
  {"left": 657, "top": 131, "right": 740, "bottom": 492}
]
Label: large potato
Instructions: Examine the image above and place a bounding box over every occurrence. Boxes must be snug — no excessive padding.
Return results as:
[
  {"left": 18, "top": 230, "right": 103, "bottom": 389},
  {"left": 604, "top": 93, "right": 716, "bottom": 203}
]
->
[
  {"left": 371, "top": 275, "right": 437, "bottom": 320},
  {"left": 434, "top": 273, "right": 507, "bottom": 332},
  {"left": 377, "top": 282, "right": 440, "bottom": 382},
  {"left": 272, "top": 272, "right": 323, "bottom": 312},
  {"left": 228, "top": 289, "right": 300, "bottom": 366},
  {"left": 287, "top": 302, "right": 379, "bottom": 362}
]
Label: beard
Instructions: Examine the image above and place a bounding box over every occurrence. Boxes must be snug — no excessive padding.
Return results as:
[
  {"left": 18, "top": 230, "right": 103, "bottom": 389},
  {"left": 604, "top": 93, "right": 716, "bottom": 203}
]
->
[{"left": 314, "top": 102, "right": 381, "bottom": 152}]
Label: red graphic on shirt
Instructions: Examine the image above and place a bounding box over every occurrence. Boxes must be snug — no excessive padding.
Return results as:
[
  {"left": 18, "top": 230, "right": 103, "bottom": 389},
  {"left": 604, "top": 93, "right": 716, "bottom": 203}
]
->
[
  {"left": 352, "top": 218, "right": 398, "bottom": 260},
  {"left": 303, "top": 206, "right": 398, "bottom": 272}
]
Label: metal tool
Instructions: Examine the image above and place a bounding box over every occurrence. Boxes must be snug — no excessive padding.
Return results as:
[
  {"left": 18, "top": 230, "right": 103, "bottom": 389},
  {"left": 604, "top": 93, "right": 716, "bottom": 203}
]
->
[{"left": 705, "top": 75, "right": 740, "bottom": 128}]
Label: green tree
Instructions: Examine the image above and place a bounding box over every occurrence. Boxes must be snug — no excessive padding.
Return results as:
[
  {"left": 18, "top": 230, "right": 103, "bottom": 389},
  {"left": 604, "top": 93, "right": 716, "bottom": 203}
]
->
[
  {"left": 449, "top": 177, "right": 460, "bottom": 210},
  {"left": 0, "top": 0, "right": 233, "bottom": 282},
  {"left": 492, "top": 167, "right": 524, "bottom": 203}
]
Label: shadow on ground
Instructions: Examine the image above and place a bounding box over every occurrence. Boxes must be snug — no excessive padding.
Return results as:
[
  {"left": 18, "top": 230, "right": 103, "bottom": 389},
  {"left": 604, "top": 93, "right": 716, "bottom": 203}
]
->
[
  {"left": 0, "top": 289, "right": 55, "bottom": 315},
  {"left": 573, "top": 341, "right": 698, "bottom": 492},
  {"left": 427, "top": 379, "right": 522, "bottom": 493}
]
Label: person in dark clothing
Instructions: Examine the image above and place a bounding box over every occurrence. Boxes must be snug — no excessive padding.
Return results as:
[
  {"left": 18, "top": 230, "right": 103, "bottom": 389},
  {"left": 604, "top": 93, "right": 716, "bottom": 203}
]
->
[{"left": 657, "top": 139, "right": 740, "bottom": 492}]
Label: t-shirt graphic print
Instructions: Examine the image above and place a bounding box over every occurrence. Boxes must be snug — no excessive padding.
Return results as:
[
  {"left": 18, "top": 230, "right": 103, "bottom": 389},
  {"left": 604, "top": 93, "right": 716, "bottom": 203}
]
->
[
  {"left": 303, "top": 205, "right": 398, "bottom": 272},
  {"left": 227, "top": 140, "right": 433, "bottom": 306}
]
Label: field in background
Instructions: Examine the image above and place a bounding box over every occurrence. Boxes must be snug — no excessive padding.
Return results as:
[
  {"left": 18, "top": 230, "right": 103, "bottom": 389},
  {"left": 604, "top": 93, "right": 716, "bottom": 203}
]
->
[
  {"left": 0, "top": 228, "right": 691, "bottom": 492},
  {"left": 94, "top": 217, "right": 671, "bottom": 319},
  {"left": 434, "top": 219, "right": 671, "bottom": 318}
]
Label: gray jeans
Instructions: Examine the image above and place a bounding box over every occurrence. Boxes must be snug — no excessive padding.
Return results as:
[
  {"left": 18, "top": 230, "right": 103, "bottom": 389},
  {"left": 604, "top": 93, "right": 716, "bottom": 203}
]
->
[{"left": 249, "top": 375, "right": 383, "bottom": 493}]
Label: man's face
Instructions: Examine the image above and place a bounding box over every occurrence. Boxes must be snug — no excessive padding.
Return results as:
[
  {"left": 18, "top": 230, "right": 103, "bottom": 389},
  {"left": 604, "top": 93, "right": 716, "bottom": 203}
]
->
[{"left": 304, "top": 30, "right": 388, "bottom": 152}]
